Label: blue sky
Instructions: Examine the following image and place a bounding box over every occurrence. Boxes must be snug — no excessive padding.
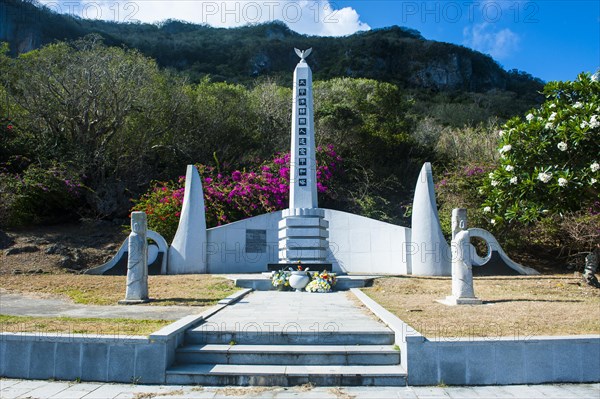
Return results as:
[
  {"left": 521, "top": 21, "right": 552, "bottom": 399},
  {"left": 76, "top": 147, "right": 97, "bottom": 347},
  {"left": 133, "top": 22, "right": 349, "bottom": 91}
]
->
[{"left": 44, "top": 1, "right": 599, "bottom": 82}]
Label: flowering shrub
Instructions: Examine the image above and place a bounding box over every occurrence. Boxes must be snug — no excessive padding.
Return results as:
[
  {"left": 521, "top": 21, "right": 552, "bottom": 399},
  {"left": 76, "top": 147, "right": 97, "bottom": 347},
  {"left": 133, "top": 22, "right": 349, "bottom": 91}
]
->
[
  {"left": 0, "top": 158, "right": 84, "bottom": 226},
  {"left": 305, "top": 270, "right": 337, "bottom": 293},
  {"left": 481, "top": 73, "right": 600, "bottom": 225},
  {"left": 132, "top": 146, "right": 342, "bottom": 241}
]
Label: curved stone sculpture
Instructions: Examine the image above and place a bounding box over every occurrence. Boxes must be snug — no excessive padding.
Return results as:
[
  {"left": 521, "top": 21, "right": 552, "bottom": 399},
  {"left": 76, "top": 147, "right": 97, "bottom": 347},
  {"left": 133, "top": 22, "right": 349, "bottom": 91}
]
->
[
  {"left": 468, "top": 228, "right": 539, "bottom": 275},
  {"left": 85, "top": 230, "right": 169, "bottom": 275},
  {"left": 410, "top": 162, "right": 451, "bottom": 276},
  {"left": 168, "top": 165, "right": 208, "bottom": 274}
]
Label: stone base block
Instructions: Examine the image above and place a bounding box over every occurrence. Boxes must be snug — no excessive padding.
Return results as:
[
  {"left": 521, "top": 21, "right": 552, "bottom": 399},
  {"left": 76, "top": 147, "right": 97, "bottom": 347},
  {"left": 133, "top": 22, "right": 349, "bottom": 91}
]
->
[
  {"left": 278, "top": 217, "right": 329, "bottom": 229},
  {"left": 118, "top": 298, "right": 151, "bottom": 305},
  {"left": 278, "top": 228, "right": 329, "bottom": 239},
  {"left": 282, "top": 208, "right": 325, "bottom": 218},
  {"left": 278, "top": 238, "right": 328, "bottom": 250},
  {"left": 279, "top": 249, "right": 328, "bottom": 260},
  {"left": 437, "top": 296, "right": 482, "bottom": 306}
]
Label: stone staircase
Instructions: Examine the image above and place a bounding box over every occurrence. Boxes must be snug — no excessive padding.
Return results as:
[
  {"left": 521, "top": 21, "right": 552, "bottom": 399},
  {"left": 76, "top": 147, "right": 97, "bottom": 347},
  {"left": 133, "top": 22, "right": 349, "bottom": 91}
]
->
[{"left": 166, "top": 324, "right": 407, "bottom": 386}]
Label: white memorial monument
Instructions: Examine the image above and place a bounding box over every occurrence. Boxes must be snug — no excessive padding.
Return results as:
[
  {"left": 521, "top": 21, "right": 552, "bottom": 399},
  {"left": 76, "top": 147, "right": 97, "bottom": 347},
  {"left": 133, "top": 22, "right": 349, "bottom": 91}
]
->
[{"left": 277, "top": 48, "right": 330, "bottom": 267}]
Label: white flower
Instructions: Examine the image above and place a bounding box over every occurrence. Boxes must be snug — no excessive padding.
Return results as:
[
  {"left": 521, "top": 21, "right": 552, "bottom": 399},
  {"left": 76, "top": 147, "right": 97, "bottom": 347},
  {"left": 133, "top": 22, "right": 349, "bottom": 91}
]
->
[
  {"left": 490, "top": 219, "right": 496, "bottom": 225},
  {"left": 548, "top": 112, "right": 557, "bottom": 121},
  {"left": 499, "top": 144, "right": 512, "bottom": 154},
  {"left": 545, "top": 122, "right": 554, "bottom": 130},
  {"left": 488, "top": 172, "right": 495, "bottom": 179},
  {"left": 591, "top": 178, "right": 598, "bottom": 185},
  {"left": 581, "top": 121, "right": 589, "bottom": 129},
  {"left": 478, "top": 188, "right": 484, "bottom": 194},
  {"left": 510, "top": 176, "right": 518, "bottom": 185},
  {"left": 526, "top": 113, "right": 535, "bottom": 121},
  {"left": 483, "top": 206, "right": 491, "bottom": 213},
  {"left": 549, "top": 103, "right": 557, "bottom": 109},
  {"left": 538, "top": 172, "right": 552, "bottom": 183},
  {"left": 591, "top": 162, "right": 600, "bottom": 172},
  {"left": 491, "top": 180, "right": 500, "bottom": 187},
  {"left": 573, "top": 102, "right": 583, "bottom": 109},
  {"left": 498, "top": 130, "right": 505, "bottom": 137},
  {"left": 590, "top": 115, "right": 600, "bottom": 128},
  {"left": 505, "top": 165, "right": 514, "bottom": 172},
  {"left": 558, "top": 178, "right": 568, "bottom": 187},
  {"left": 557, "top": 142, "right": 568, "bottom": 151}
]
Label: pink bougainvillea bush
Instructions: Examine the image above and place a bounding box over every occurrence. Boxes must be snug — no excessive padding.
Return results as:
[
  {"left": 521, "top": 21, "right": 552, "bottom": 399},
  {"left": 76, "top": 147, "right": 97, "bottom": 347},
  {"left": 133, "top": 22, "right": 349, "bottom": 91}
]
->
[{"left": 132, "top": 145, "right": 342, "bottom": 241}]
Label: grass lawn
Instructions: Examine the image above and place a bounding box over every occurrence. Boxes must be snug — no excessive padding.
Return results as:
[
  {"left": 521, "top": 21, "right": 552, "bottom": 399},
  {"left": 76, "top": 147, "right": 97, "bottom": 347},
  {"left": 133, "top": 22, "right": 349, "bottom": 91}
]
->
[
  {"left": 362, "top": 275, "right": 600, "bottom": 338},
  {"left": 0, "top": 315, "right": 170, "bottom": 335},
  {"left": 0, "top": 274, "right": 238, "bottom": 306}
]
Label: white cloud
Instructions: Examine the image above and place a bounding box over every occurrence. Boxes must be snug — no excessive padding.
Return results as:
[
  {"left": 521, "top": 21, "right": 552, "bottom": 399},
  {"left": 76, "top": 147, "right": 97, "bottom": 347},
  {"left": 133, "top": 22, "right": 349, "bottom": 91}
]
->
[
  {"left": 41, "top": 1, "right": 370, "bottom": 37},
  {"left": 463, "top": 23, "right": 520, "bottom": 59}
]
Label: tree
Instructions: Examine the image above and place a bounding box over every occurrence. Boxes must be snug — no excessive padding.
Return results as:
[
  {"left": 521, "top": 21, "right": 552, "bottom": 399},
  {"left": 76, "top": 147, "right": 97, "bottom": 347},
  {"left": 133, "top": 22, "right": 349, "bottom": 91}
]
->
[{"left": 481, "top": 73, "right": 600, "bottom": 225}]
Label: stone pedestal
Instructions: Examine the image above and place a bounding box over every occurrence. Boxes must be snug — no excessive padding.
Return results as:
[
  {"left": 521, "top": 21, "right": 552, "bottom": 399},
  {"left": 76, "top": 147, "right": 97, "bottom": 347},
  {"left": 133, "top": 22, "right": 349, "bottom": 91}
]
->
[
  {"left": 278, "top": 208, "right": 329, "bottom": 264},
  {"left": 119, "top": 212, "right": 150, "bottom": 305}
]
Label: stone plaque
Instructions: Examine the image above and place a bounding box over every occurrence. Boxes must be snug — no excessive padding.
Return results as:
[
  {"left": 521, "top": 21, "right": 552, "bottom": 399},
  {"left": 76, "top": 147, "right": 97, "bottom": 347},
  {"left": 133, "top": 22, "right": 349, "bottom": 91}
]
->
[
  {"left": 299, "top": 168, "right": 307, "bottom": 176},
  {"left": 299, "top": 179, "right": 307, "bottom": 186},
  {"left": 299, "top": 128, "right": 307, "bottom": 135},
  {"left": 299, "top": 138, "right": 307, "bottom": 145},
  {"left": 246, "top": 229, "right": 267, "bottom": 253},
  {"left": 299, "top": 79, "right": 306, "bottom": 86},
  {"left": 299, "top": 89, "right": 306, "bottom": 96},
  {"left": 299, "top": 108, "right": 306, "bottom": 115},
  {"left": 299, "top": 158, "right": 307, "bottom": 165},
  {"left": 299, "top": 99, "right": 306, "bottom": 106},
  {"left": 299, "top": 118, "right": 306, "bottom": 125},
  {"left": 299, "top": 148, "right": 307, "bottom": 156}
]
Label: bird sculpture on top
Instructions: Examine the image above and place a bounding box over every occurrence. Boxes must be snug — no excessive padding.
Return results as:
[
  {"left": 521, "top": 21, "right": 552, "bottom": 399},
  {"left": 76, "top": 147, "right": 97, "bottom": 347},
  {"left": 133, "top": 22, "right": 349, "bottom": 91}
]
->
[{"left": 295, "top": 48, "right": 312, "bottom": 61}]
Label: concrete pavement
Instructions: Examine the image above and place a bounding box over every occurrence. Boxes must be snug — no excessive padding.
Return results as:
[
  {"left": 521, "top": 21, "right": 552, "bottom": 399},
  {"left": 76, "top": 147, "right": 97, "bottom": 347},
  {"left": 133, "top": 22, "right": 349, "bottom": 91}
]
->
[{"left": 1, "top": 379, "right": 599, "bottom": 398}]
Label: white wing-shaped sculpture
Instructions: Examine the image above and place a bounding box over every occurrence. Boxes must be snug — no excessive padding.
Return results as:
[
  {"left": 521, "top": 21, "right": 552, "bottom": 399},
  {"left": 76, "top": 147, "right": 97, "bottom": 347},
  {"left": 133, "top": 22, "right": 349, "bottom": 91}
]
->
[{"left": 294, "top": 48, "right": 313, "bottom": 60}]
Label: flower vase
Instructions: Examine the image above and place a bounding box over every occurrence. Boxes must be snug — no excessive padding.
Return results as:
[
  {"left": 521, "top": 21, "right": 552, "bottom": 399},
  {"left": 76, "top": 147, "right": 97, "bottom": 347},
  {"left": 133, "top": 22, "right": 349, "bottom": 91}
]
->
[{"left": 289, "top": 271, "right": 310, "bottom": 291}]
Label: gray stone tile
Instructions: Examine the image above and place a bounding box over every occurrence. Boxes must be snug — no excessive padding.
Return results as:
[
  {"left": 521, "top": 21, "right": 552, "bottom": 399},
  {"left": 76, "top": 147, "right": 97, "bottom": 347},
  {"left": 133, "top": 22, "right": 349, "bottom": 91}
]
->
[
  {"left": 24, "top": 382, "right": 72, "bottom": 399},
  {"left": 533, "top": 384, "right": 581, "bottom": 398},
  {"left": 7, "top": 380, "right": 47, "bottom": 389},
  {"left": 0, "top": 387, "right": 36, "bottom": 399},
  {"left": 408, "top": 386, "right": 450, "bottom": 398},
  {"left": 54, "top": 342, "right": 82, "bottom": 381},
  {"left": 3, "top": 341, "right": 32, "bottom": 378},
  {"left": 496, "top": 385, "right": 545, "bottom": 398},
  {"left": 465, "top": 344, "right": 496, "bottom": 385},
  {"left": 445, "top": 387, "right": 483, "bottom": 398},
  {"left": 438, "top": 344, "right": 467, "bottom": 385},
  {"left": 406, "top": 342, "right": 439, "bottom": 386},
  {"left": 580, "top": 342, "right": 600, "bottom": 382},
  {"left": 523, "top": 342, "right": 554, "bottom": 384},
  {"left": 81, "top": 384, "right": 133, "bottom": 399},
  {"left": 0, "top": 379, "right": 22, "bottom": 389},
  {"left": 134, "top": 343, "right": 166, "bottom": 384},
  {"left": 560, "top": 384, "right": 600, "bottom": 398},
  {"left": 49, "top": 383, "right": 102, "bottom": 398},
  {"left": 494, "top": 343, "right": 525, "bottom": 385},
  {"left": 81, "top": 343, "right": 109, "bottom": 382},
  {"left": 107, "top": 345, "right": 136, "bottom": 383},
  {"left": 553, "top": 341, "right": 583, "bottom": 382},
  {"left": 29, "top": 341, "right": 56, "bottom": 380}
]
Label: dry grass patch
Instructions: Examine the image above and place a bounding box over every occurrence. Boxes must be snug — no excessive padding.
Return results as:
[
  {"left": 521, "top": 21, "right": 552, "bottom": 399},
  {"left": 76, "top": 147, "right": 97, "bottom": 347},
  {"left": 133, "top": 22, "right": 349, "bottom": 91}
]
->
[
  {"left": 362, "top": 275, "right": 600, "bottom": 338},
  {"left": 0, "top": 274, "right": 237, "bottom": 306},
  {"left": 0, "top": 315, "right": 170, "bottom": 335}
]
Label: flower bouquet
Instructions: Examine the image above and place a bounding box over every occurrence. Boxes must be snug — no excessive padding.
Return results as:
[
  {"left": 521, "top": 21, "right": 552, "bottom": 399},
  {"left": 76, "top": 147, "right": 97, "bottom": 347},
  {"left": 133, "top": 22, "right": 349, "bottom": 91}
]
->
[
  {"left": 305, "top": 270, "right": 337, "bottom": 293},
  {"left": 271, "top": 268, "right": 291, "bottom": 291}
]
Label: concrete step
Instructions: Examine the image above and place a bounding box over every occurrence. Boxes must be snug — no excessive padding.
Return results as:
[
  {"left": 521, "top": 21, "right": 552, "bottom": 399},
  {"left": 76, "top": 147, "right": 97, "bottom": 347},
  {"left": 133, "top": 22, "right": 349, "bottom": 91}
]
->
[
  {"left": 166, "top": 364, "right": 407, "bottom": 386},
  {"left": 185, "top": 330, "right": 395, "bottom": 345},
  {"left": 176, "top": 344, "right": 400, "bottom": 365}
]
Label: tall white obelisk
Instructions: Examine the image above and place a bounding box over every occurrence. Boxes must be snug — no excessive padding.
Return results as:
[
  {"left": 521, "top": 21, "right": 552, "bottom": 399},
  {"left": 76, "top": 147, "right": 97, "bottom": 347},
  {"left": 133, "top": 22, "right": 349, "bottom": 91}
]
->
[{"left": 278, "top": 48, "right": 330, "bottom": 266}]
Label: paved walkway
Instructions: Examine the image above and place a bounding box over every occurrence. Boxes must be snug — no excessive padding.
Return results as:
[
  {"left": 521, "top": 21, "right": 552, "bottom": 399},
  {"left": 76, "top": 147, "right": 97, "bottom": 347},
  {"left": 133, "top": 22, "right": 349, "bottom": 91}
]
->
[
  {"left": 0, "top": 292, "right": 201, "bottom": 320},
  {"left": 1, "top": 379, "right": 598, "bottom": 398},
  {"left": 191, "top": 291, "right": 390, "bottom": 333}
]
